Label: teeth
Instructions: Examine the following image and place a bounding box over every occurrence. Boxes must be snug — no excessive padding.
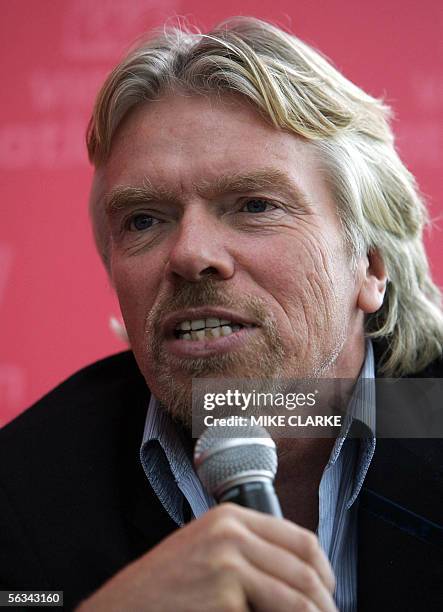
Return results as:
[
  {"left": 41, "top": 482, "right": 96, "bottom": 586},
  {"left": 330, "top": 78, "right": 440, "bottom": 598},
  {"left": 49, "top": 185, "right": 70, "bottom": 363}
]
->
[
  {"left": 176, "top": 318, "right": 252, "bottom": 330},
  {"left": 192, "top": 329, "right": 206, "bottom": 340},
  {"left": 209, "top": 327, "right": 221, "bottom": 338},
  {"left": 191, "top": 319, "right": 205, "bottom": 330},
  {"left": 205, "top": 317, "right": 221, "bottom": 328},
  {"left": 175, "top": 317, "right": 250, "bottom": 339}
]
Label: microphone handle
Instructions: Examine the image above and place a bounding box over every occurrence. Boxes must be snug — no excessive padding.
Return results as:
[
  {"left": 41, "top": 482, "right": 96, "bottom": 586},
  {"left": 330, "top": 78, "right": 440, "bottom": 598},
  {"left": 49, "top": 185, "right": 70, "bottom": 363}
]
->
[{"left": 218, "top": 480, "right": 283, "bottom": 517}]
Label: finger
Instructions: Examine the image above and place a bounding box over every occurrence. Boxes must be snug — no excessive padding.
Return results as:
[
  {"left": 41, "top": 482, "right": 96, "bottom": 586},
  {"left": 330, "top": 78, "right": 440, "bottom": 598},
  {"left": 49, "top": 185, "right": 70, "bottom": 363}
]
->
[
  {"left": 238, "top": 559, "right": 325, "bottom": 612},
  {"left": 238, "top": 528, "right": 337, "bottom": 612},
  {"left": 223, "top": 504, "right": 335, "bottom": 593}
]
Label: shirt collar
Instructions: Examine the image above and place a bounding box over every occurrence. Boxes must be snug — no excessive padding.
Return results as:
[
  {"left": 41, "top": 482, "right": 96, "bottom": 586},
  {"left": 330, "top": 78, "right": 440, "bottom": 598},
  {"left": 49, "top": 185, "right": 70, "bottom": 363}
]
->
[
  {"left": 141, "top": 396, "right": 191, "bottom": 481},
  {"left": 326, "top": 339, "right": 376, "bottom": 508},
  {"left": 141, "top": 339, "right": 376, "bottom": 518},
  {"left": 140, "top": 396, "right": 214, "bottom": 525}
]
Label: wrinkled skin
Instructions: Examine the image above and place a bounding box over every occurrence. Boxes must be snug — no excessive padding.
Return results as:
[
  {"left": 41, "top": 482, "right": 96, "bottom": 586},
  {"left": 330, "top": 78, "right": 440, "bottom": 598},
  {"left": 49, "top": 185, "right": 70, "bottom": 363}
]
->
[
  {"left": 92, "top": 93, "right": 386, "bottom": 423},
  {"left": 82, "top": 93, "right": 386, "bottom": 611}
]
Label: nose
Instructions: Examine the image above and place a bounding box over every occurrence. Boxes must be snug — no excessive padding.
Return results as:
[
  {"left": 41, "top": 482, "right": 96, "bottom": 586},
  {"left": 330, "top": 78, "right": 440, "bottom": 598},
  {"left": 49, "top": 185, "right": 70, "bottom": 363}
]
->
[{"left": 166, "top": 207, "right": 235, "bottom": 282}]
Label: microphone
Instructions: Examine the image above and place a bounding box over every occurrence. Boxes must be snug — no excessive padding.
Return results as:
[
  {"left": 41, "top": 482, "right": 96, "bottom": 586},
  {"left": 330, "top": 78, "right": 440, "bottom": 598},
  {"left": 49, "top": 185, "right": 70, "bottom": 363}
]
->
[{"left": 194, "top": 422, "right": 282, "bottom": 517}]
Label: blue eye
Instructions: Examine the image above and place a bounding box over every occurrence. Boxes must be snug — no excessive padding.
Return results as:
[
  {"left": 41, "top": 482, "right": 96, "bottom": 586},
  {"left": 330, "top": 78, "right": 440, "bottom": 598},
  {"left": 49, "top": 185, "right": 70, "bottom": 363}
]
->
[
  {"left": 129, "top": 214, "right": 155, "bottom": 231},
  {"left": 243, "top": 199, "right": 272, "bottom": 213}
]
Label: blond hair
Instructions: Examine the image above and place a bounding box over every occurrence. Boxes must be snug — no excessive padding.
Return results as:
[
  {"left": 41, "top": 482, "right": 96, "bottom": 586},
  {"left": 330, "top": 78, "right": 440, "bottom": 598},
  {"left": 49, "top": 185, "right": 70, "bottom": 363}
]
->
[{"left": 87, "top": 16, "right": 443, "bottom": 376}]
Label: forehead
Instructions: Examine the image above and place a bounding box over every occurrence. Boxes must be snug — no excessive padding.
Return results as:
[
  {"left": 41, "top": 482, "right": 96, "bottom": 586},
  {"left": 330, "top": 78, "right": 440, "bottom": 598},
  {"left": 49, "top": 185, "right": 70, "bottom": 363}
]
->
[
  {"left": 107, "top": 95, "right": 313, "bottom": 179},
  {"left": 92, "top": 93, "right": 338, "bottom": 228}
]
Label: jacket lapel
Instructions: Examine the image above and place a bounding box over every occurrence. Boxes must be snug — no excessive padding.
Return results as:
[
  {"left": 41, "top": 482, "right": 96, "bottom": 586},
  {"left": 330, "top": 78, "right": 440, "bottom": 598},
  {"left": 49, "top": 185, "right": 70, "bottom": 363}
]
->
[{"left": 357, "top": 438, "right": 443, "bottom": 610}]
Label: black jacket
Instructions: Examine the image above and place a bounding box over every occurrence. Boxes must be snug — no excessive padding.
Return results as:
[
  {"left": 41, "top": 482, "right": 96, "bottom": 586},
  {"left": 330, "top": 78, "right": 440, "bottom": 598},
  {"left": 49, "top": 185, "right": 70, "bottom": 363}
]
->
[{"left": 0, "top": 351, "right": 441, "bottom": 611}]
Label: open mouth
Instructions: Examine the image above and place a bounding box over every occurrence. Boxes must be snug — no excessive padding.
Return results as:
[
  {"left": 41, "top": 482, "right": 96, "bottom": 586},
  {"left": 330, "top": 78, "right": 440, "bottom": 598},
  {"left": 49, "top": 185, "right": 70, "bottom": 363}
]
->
[{"left": 174, "top": 317, "right": 254, "bottom": 341}]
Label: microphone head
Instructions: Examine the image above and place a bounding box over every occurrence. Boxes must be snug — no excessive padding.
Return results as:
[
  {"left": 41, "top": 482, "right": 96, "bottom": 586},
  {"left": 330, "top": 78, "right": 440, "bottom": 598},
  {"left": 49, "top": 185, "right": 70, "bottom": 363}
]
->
[{"left": 194, "top": 422, "right": 278, "bottom": 498}]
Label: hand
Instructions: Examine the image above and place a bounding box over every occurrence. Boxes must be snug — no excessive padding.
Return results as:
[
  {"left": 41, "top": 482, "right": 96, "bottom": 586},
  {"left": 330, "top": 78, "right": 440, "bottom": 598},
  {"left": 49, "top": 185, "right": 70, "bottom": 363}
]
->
[{"left": 77, "top": 503, "right": 337, "bottom": 612}]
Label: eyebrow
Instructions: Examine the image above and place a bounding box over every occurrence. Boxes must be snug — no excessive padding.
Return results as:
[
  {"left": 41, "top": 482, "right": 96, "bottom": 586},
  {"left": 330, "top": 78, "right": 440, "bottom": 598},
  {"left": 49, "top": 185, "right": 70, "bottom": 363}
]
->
[
  {"left": 105, "top": 181, "right": 180, "bottom": 215},
  {"left": 104, "top": 168, "right": 312, "bottom": 214},
  {"left": 196, "top": 169, "right": 311, "bottom": 207}
]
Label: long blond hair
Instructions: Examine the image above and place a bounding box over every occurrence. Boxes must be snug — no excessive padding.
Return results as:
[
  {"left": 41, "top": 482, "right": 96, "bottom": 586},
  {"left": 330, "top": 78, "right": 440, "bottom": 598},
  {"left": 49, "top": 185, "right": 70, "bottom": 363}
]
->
[{"left": 87, "top": 17, "right": 443, "bottom": 376}]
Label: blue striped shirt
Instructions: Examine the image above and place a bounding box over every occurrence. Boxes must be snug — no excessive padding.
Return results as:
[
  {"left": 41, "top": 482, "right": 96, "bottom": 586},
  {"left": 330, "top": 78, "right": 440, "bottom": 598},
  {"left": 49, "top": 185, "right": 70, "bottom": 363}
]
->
[{"left": 140, "top": 341, "right": 376, "bottom": 611}]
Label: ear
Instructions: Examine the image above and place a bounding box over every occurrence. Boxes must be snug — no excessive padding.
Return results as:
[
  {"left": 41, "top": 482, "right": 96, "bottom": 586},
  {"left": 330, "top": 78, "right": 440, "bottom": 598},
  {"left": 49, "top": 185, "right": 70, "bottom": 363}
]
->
[{"left": 357, "top": 249, "right": 388, "bottom": 314}]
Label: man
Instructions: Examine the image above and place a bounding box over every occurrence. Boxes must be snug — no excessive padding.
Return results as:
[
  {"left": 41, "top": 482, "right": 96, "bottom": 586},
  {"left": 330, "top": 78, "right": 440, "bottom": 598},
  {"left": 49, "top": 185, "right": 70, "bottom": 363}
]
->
[{"left": 1, "top": 17, "right": 442, "bottom": 612}]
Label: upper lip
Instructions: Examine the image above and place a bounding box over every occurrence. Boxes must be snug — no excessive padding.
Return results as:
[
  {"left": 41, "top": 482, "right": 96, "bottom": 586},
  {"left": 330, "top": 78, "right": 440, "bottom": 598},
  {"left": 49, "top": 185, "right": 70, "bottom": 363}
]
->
[{"left": 162, "top": 307, "right": 260, "bottom": 336}]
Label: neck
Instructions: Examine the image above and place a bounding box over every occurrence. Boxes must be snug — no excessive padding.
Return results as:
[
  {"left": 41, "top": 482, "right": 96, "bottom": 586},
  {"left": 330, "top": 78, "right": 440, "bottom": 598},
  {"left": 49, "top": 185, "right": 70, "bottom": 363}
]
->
[
  {"left": 273, "top": 337, "right": 367, "bottom": 529},
  {"left": 274, "top": 437, "right": 335, "bottom": 530}
]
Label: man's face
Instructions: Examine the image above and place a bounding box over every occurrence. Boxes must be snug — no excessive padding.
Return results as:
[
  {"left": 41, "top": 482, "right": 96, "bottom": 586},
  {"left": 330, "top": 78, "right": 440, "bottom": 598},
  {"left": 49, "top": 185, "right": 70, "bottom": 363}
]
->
[{"left": 95, "top": 93, "right": 368, "bottom": 425}]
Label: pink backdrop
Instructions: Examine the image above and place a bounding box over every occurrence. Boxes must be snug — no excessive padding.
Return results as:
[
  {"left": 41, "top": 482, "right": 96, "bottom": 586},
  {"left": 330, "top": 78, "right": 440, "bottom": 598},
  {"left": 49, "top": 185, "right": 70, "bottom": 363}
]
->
[{"left": 1, "top": 0, "right": 442, "bottom": 426}]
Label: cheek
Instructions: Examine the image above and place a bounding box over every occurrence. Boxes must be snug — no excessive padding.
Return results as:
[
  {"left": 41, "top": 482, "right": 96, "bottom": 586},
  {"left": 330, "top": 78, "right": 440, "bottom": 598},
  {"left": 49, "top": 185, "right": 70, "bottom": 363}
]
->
[
  {"left": 246, "top": 231, "right": 337, "bottom": 294},
  {"left": 110, "top": 255, "right": 158, "bottom": 336},
  {"left": 241, "top": 231, "right": 351, "bottom": 325}
]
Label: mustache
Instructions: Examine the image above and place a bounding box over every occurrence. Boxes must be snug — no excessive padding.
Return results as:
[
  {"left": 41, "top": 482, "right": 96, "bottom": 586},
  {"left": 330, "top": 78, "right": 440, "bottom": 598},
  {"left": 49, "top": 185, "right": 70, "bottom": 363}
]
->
[
  {"left": 146, "top": 278, "right": 269, "bottom": 331},
  {"left": 144, "top": 278, "right": 285, "bottom": 414}
]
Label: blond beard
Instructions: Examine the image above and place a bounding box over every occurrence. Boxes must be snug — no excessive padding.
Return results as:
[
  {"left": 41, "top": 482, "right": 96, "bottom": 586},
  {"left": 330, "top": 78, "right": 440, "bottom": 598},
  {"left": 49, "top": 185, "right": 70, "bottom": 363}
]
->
[
  {"left": 142, "top": 279, "right": 285, "bottom": 429},
  {"left": 139, "top": 278, "right": 346, "bottom": 429}
]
